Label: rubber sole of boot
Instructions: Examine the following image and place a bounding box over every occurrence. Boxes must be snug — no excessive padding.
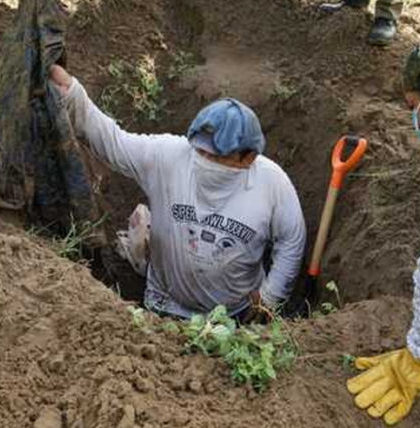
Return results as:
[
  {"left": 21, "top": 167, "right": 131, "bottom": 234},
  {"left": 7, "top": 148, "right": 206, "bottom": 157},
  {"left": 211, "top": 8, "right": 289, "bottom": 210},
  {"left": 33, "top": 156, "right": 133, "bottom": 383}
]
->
[{"left": 368, "top": 35, "right": 395, "bottom": 46}]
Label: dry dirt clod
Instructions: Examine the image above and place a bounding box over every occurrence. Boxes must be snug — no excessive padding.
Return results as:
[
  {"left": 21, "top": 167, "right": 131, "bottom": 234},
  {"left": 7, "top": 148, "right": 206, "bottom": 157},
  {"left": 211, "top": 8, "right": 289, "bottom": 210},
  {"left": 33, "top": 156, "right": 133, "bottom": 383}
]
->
[
  {"left": 139, "top": 344, "right": 157, "bottom": 360},
  {"left": 34, "top": 407, "right": 62, "bottom": 428},
  {"left": 69, "top": 419, "right": 84, "bottom": 428},
  {"left": 133, "top": 375, "right": 154, "bottom": 393},
  {"left": 114, "top": 355, "right": 134, "bottom": 374},
  {"left": 188, "top": 379, "right": 202, "bottom": 394},
  {"left": 117, "top": 404, "right": 135, "bottom": 428},
  {"left": 92, "top": 365, "right": 111, "bottom": 383},
  {"left": 167, "top": 377, "right": 185, "bottom": 392},
  {"left": 49, "top": 351, "right": 66, "bottom": 373}
]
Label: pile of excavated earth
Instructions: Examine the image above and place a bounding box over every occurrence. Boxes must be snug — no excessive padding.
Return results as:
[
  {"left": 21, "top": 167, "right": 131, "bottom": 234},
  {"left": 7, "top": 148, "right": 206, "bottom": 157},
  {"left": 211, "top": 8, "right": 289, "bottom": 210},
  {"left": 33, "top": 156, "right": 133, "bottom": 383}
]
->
[
  {"left": 0, "top": 221, "right": 417, "bottom": 427},
  {"left": 1, "top": 0, "right": 420, "bottom": 426}
]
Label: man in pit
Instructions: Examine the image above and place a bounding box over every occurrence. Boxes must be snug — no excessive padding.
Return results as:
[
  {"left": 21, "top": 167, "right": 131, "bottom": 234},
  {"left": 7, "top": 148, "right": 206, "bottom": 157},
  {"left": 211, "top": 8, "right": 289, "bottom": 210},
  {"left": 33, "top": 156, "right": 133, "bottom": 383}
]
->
[{"left": 49, "top": 64, "right": 306, "bottom": 322}]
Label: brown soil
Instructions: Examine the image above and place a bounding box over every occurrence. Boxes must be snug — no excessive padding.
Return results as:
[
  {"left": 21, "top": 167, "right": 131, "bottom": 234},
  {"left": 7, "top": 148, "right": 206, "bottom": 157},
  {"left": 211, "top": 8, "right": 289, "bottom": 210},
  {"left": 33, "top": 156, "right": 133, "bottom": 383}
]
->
[
  {"left": 1, "top": 0, "right": 420, "bottom": 426},
  {"left": 0, "top": 222, "right": 419, "bottom": 427}
]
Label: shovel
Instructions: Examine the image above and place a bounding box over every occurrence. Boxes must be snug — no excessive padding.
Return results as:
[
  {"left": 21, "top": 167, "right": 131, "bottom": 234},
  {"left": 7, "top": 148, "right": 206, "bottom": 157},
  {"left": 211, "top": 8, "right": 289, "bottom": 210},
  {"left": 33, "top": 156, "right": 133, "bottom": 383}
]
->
[{"left": 299, "top": 135, "right": 368, "bottom": 316}]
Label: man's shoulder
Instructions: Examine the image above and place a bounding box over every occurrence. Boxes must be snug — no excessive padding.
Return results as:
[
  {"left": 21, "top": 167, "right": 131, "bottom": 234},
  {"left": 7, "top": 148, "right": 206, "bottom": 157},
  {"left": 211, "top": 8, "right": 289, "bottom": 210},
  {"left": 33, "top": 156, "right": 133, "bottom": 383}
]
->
[
  {"left": 141, "top": 134, "right": 191, "bottom": 159},
  {"left": 254, "top": 155, "right": 290, "bottom": 182},
  {"left": 146, "top": 133, "right": 189, "bottom": 148}
]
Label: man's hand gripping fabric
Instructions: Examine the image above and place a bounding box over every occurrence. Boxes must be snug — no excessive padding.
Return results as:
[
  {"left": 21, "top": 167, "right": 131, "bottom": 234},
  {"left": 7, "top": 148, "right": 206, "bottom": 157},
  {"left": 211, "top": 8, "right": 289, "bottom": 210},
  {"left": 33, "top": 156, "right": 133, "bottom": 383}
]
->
[{"left": 347, "top": 348, "right": 420, "bottom": 425}]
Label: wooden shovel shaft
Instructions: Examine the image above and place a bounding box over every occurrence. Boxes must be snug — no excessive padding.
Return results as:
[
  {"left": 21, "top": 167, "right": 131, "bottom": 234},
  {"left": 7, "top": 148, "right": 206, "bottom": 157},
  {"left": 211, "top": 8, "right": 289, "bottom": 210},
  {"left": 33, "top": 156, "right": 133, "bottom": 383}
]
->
[
  {"left": 307, "top": 136, "right": 367, "bottom": 277},
  {"left": 308, "top": 186, "right": 339, "bottom": 276}
]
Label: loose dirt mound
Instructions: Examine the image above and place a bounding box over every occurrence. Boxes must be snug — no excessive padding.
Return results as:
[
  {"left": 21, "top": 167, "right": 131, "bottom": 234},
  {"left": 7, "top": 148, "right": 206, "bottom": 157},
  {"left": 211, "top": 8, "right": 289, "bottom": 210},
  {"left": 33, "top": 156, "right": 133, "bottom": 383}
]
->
[{"left": 0, "top": 222, "right": 419, "bottom": 428}]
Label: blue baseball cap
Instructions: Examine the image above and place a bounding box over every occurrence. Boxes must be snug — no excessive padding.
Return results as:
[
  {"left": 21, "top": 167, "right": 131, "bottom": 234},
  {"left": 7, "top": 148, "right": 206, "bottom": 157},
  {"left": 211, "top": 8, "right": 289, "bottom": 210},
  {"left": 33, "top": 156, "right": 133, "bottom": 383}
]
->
[{"left": 187, "top": 98, "right": 266, "bottom": 156}]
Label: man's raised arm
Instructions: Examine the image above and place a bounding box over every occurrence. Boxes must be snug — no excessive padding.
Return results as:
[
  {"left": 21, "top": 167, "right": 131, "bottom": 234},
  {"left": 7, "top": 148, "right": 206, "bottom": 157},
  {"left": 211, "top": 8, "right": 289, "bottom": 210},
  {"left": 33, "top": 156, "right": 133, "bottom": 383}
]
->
[{"left": 49, "top": 65, "right": 183, "bottom": 195}]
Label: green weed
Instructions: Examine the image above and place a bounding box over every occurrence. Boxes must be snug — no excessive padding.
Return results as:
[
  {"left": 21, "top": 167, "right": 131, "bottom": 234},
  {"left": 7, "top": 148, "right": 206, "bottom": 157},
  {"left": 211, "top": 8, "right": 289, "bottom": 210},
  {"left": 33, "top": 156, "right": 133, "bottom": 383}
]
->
[
  {"left": 26, "top": 222, "right": 55, "bottom": 238},
  {"left": 273, "top": 79, "right": 297, "bottom": 101},
  {"left": 99, "top": 56, "right": 164, "bottom": 124},
  {"left": 168, "top": 50, "right": 196, "bottom": 79},
  {"left": 53, "top": 214, "right": 107, "bottom": 261}
]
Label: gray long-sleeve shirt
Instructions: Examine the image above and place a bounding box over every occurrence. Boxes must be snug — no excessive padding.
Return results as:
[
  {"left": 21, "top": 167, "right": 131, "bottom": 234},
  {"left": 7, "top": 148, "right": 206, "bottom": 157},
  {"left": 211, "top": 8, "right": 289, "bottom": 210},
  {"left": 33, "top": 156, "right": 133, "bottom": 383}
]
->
[{"left": 65, "top": 78, "right": 306, "bottom": 318}]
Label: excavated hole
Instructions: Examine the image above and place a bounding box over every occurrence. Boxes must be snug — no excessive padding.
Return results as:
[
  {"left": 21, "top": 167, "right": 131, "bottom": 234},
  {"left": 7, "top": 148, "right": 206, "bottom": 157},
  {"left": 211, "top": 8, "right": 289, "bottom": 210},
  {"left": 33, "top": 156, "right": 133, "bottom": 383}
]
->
[
  {"left": 2, "top": 0, "right": 419, "bottom": 313},
  {"left": 65, "top": 0, "right": 419, "bottom": 313}
]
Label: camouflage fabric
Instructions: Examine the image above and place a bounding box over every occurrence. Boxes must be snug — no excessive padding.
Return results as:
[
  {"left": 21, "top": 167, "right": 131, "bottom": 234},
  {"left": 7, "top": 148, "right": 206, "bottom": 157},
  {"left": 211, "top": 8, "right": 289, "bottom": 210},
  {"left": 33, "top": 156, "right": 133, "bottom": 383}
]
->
[
  {"left": 0, "top": 0, "right": 104, "bottom": 240},
  {"left": 404, "top": 46, "right": 420, "bottom": 92}
]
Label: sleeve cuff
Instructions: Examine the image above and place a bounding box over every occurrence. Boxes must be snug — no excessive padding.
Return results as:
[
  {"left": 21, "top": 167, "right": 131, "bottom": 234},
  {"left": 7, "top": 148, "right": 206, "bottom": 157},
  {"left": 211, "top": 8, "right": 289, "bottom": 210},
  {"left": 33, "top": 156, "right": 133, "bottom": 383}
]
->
[
  {"left": 64, "top": 76, "right": 80, "bottom": 102},
  {"left": 260, "top": 279, "right": 288, "bottom": 308}
]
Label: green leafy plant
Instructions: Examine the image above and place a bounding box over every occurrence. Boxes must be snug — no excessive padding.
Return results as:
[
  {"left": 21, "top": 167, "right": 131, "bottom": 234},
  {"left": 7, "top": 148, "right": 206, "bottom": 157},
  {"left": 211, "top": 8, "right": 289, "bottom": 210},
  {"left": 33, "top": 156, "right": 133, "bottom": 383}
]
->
[
  {"left": 99, "top": 56, "right": 164, "bottom": 124},
  {"left": 184, "top": 305, "right": 237, "bottom": 355},
  {"left": 160, "top": 321, "right": 181, "bottom": 334},
  {"left": 183, "top": 305, "right": 298, "bottom": 391},
  {"left": 168, "top": 50, "right": 196, "bottom": 79}
]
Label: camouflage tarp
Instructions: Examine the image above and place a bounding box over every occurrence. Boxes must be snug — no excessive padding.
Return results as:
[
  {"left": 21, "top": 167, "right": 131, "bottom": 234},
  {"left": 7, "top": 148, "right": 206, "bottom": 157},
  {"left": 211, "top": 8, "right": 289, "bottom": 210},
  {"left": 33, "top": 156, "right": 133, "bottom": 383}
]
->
[
  {"left": 404, "top": 46, "right": 420, "bottom": 91},
  {"left": 0, "top": 0, "right": 104, "bottom": 239}
]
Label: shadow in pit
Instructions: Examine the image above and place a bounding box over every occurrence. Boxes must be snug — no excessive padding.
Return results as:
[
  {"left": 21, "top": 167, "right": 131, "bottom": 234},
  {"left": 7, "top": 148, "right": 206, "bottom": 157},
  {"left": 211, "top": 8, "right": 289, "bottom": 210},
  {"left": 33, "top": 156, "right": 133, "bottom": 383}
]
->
[{"left": 87, "top": 246, "right": 147, "bottom": 305}]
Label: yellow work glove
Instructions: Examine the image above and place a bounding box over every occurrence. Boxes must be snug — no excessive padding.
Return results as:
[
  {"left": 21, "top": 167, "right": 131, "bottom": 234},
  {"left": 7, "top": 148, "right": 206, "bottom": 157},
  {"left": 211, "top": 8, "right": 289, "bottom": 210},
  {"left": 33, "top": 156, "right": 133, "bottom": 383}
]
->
[{"left": 347, "top": 348, "right": 420, "bottom": 425}]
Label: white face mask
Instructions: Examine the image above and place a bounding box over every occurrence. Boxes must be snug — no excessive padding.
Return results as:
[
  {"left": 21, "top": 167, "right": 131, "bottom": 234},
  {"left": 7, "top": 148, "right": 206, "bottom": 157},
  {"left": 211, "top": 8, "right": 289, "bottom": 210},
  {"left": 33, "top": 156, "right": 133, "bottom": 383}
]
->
[{"left": 192, "top": 151, "right": 245, "bottom": 216}]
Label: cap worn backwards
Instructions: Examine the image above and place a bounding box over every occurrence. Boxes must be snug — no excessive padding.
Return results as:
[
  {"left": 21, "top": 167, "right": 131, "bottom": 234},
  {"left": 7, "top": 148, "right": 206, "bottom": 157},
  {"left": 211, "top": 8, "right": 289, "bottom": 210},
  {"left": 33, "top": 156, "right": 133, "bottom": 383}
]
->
[{"left": 187, "top": 98, "right": 266, "bottom": 156}]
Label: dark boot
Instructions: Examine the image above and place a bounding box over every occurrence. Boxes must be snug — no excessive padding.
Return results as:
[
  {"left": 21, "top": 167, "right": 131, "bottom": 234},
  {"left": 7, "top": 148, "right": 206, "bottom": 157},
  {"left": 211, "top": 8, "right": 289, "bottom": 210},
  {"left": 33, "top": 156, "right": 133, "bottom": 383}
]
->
[
  {"left": 344, "top": 0, "right": 369, "bottom": 7},
  {"left": 368, "top": 17, "right": 397, "bottom": 46}
]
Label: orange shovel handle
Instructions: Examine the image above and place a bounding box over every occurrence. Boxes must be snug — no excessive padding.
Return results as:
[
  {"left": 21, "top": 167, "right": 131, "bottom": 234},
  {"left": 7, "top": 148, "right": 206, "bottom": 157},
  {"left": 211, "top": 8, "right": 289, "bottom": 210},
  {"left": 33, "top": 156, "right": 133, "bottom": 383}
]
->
[
  {"left": 307, "top": 135, "right": 367, "bottom": 277},
  {"left": 330, "top": 136, "right": 368, "bottom": 189}
]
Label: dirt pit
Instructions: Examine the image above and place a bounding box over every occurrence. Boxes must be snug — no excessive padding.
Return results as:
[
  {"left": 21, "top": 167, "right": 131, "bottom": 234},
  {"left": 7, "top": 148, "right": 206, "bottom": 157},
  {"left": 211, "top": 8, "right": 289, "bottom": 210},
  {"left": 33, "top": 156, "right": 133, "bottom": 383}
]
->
[
  {"left": 56, "top": 0, "right": 420, "bottom": 305},
  {"left": 1, "top": 0, "right": 420, "bottom": 426}
]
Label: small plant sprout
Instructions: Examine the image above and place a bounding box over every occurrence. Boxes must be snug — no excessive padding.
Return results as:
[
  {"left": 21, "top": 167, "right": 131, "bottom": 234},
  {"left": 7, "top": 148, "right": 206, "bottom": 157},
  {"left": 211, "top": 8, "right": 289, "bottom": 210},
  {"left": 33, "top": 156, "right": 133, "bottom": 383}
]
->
[
  {"left": 341, "top": 354, "right": 356, "bottom": 371},
  {"left": 127, "top": 306, "right": 145, "bottom": 328},
  {"left": 325, "top": 280, "right": 343, "bottom": 309},
  {"left": 311, "top": 280, "right": 344, "bottom": 318}
]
